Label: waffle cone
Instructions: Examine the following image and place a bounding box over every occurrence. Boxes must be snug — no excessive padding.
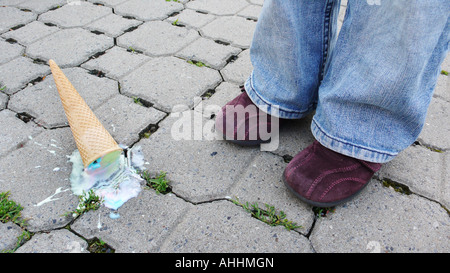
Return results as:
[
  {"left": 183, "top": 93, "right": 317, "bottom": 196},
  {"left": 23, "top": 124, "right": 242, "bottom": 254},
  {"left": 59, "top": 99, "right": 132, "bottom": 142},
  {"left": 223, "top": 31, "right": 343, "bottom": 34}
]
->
[{"left": 49, "top": 59, "right": 122, "bottom": 168}]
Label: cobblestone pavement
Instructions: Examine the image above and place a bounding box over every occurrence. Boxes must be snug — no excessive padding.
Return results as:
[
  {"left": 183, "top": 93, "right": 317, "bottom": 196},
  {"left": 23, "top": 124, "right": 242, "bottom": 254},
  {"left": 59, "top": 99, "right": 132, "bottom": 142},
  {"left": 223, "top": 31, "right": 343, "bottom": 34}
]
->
[{"left": 0, "top": 0, "right": 449, "bottom": 253}]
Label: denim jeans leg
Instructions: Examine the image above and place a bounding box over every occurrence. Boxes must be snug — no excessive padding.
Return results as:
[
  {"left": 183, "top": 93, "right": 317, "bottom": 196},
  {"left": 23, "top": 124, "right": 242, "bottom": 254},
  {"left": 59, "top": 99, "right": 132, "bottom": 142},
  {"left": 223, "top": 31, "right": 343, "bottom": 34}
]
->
[
  {"left": 245, "top": 0, "right": 342, "bottom": 119},
  {"left": 312, "top": 0, "right": 450, "bottom": 163}
]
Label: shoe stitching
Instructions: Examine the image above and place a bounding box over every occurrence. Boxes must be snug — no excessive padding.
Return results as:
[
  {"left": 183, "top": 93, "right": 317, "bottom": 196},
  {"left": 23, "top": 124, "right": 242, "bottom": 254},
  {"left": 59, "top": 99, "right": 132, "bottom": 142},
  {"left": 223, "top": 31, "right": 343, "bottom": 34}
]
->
[
  {"left": 306, "top": 163, "right": 361, "bottom": 199},
  {"left": 285, "top": 142, "right": 317, "bottom": 180},
  {"left": 318, "top": 177, "right": 367, "bottom": 201}
]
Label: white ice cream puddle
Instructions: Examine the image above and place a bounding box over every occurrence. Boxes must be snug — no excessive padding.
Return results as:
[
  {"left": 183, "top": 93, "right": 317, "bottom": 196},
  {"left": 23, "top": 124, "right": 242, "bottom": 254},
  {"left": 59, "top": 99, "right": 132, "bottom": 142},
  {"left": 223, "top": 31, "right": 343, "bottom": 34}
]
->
[{"left": 68, "top": 146, "right": 145, "bottom": 219}]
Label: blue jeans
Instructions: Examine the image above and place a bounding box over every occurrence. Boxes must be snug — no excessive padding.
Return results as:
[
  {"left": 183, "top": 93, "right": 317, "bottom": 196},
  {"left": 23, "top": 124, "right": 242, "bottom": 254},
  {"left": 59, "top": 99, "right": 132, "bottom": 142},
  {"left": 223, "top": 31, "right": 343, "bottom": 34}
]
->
[{"left": 245, "top": 0, "right": 449, "bottom": 163}]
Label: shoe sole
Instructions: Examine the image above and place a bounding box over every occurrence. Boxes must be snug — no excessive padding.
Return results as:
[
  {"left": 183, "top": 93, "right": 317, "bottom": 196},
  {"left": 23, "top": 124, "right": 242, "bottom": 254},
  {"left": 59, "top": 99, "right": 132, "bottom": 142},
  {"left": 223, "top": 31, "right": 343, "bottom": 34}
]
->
[{"left": 281, "top": 169, "right": 371, "bottom": 208}]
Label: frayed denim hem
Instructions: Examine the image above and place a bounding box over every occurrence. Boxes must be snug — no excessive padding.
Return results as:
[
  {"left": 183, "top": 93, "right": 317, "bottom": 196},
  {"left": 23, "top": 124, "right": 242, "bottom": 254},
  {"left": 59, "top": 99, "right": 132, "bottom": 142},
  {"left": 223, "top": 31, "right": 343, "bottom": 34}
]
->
[
  {"left": 244, "top": 74, "right": 315, "bottom": 120},
  {"left": 311, "top": 117, "right": 397, "bottom": 163}
]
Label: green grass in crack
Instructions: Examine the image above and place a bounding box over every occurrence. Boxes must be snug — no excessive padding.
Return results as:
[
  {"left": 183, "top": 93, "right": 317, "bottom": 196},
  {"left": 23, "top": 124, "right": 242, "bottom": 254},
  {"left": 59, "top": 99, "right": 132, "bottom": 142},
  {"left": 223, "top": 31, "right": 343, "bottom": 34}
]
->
[
  {"left": 232, "top": 198, "right": 302, "bottom": 231},
  {"left": 0, "top": 192, "right": 25, "bottom": 226},
  {"left": 141, "top": 171, "right": 171, "bottom": 194},
  {"left": 65, "top": 190, "right": 103, "bottom": 217}
]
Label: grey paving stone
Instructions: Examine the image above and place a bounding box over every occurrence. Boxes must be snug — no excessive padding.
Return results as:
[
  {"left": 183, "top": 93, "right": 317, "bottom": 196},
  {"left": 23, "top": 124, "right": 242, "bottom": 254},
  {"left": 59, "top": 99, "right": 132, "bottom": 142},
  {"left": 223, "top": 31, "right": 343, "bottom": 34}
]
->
[
  {"left": 86, "top": 13, "right": 142, "bottom": 37},
  {"left": 38, "top": 1, "right": 111, "bottom": 28},
  {"left": 0, "top": 92, "right": 7, "bottom": 110},
  {"left": 114, "top": 0, "right": 183, "bottom": 21},
  {"left": 229, "top": 152, "right": 315, "bottom": 235},
  {"left": 9, "top": 67, "right": 118, "bottom": 128},
  {"left": 0, "top": 128, "right": 79, "bottom": 232},
  {"left": 0, "top": 6, "right": 37, "bottom": 34},
  {"left": 166, "top": 8, "right": 216, "bottom": 30},
  {"left": 176, "top": 37, "right": 241, "bottom": 70},
  {"left": 418, "top": 97, "right": 450, "bottom": 150},
  {"left": 220, "top": 49, "right": 252, "bottom": 85},
  {"left": 272, "top": 115, "right": 316, "bottom": 158},
  {"left": 378, "top": 145, "right": 447, "bottom": 208},
  {"left": 0, "top": 0, "right": 28, "bottom": 6},
  {"left": 1, "top": 21, "right": 60, "bottom": 46},
  {"left": 135, "top": 113, "right": 259, "bottom": 203},
  {"left": 444, "top": 152, "right": 450, "bottom": 209},
  {"left": 26, "top": 28, "right": 114, "bottom": 67},
  {"left": 117, "top": 21, "right": 199, "bottom": 57},
  {"left": 16, "top": 229, "right": 89, "bottom": 253},
  {"left": 194, "top": 81, "right": 242, "bottom": 118},
  {"left": 0, "top": 56, "right": 50, "bottom": 95},
  {"left": 434, "top": 73, "right": 449, "bottom": 102},
  {"left": 160, "top": 200, "right": 313, "bottom": 253},
  {"left": 310, "top": 181, "right": 450, "bottom": 253},
  {"left": 0, "top": 109, "right": 44, "bottom": 158},
  {"left": 17, "top": 0, "right": 66, "bottom": 14},
  {"left": 94, "top": 94, "right": 167, "bottom": 147},
  {"left": 186, "top": 0, "right": 249, "bottom": 16},
  {"left": 0, "top": 221, "right": 23, "bottom": 252},
  {"left": 0, "top": 39, "right": 24, "bottom": 65},
  {"left": 248, "top": 0, "right": 264, "bottom": 5},
  {"left": 120, "top": 56, "right": 221, "bottom": 112},
  {"left": 86, "top": 0, "right": 129, "bottom": 7},
  {"left": 71, "top": 189, "right": 193, "bottom": 253},
  {"left": 81, "top": 46, "right": 151, "bottom": 80},
  {"left": 237, "top": 4, "right": 262, "bottom": 21},
  {"left": 201, "top": 16, "right": 257, "bottom": 49}
]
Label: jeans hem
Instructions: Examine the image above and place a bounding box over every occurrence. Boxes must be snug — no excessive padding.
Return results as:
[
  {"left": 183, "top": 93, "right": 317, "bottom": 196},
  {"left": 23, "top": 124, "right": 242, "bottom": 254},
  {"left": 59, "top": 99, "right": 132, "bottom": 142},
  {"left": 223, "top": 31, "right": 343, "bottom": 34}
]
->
[
  {"left": 311, "top": 117, "right": 397, "bottom": 163},
  {"left": 244, "top": 73, "right": 314, "bottom": 119}
]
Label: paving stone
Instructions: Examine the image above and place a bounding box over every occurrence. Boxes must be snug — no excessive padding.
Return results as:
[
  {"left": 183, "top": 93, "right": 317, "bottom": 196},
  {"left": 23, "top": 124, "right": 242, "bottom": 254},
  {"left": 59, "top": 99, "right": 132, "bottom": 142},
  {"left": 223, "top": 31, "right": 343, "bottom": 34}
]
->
[
  {"left": 0, "top": 0, "right": 28, "bottom": 6},
  {"left": 1, "top": 21, "right": 60, "bottom": 46},
  {"left": 135, "top": 113, "right": 259, "bottom": 203},
  {"left": 0, "top": 128, "right": 79, "bottom": 232},
  {"left": 39, "top": 1, "right": 111, "bottom": 28},
  {"left": 434, "top": 73, "right": 449, "bottom": 102},
  {"left": 117, "top": 21, "right": 199, "bottom": 57},
  {"left": 272, "top": 115, "right": 316, "bottom": 158},
  {"left": 194, "top": 81, "right": 242, "bottom": 118},
  {"left": 0, "top": 7, "right": 37, "bottom": 34},
  {"left": 444, "top": 152, "right": 450, "bottom": 209},
  {"left": 0, "top": 92, "right": 8, "bottom": 110},
  {"left": 160, "top": 200, "right": 313, "bottom": 252},
  {"left": 120, "top": 56, "right": 221, "bottom": 112},
  {"left": 0, "top": 56, "right": 50, "bottom": 95},
  {"left": 114, "top": 0, "right": 183, "bottom": 21},
  {"left": 176, "top": 37, "right": 242, "bottom": 70},
  {"left": 229, "top": 152, "right": 315, "bottom": 235},
  {"left": 220, "top": 49, "right": 252, "bottom": 85},
  {"left": 94, "top": 95, "right": 167, "bottom": 147},
  {"left": 0, "top": 109, "right": 44, "bottom": 158},
  {"left": 418, "top": 97, "right": 450, "bottom": 150},
  {"left": 0, "top": 39, "right": 24, "bottom": 65},
  {"left": 26, "top": 28, "right": 114, "bottom": 67},
  {"left": 17, "top": 0, "right": 66, "bottom": 14},
  {"left": 248, "top": 0, "right": 264, "bottom": 5},
  {"left": 201, "top": 16, "right": 257, "bottom": 49},
  {"left": 16, "top": 229, "right": 89, "bottom": 253},
  {"left": 310, "top": 181, "right": 450, "bottom": 253},
  {"left": 81, "top": 46, "right": 151, "bottom": 80},
  {"left": 85, "top": 13, "right": 142, "bottom": 37},
  {"left": 186, "top": 0, "right": 249, "bottom": 16},
  {"left": 71, "top": 189, "right": 193, "bottom": 253},
  {"left": 237, "top": 4, "right": 262, "bottom": 20},
  {"left": 9, "top": 67, "right": 118, "bottom": 128},
  {"left": 378, "top": 145, "right": 447, "bottom": 208},
  {"left": 0, "top": 221, "right": 23, "bottom": 252},
  {"left": 166, "top": 8, "right": 216, "bottom": 30},
  {"left": 86, "top": 0, "right": 129, "bottom": 7}
]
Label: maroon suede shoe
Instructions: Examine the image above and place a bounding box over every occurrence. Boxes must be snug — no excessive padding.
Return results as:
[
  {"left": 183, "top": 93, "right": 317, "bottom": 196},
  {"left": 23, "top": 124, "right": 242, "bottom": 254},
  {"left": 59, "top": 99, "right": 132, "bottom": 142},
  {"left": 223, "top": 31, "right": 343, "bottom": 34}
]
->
[
  {"left": 215, "top": 88, "right": 275, "bottom": 146},
  {"left": 283, "top": 141, "right": 382, "bottom": 207}
]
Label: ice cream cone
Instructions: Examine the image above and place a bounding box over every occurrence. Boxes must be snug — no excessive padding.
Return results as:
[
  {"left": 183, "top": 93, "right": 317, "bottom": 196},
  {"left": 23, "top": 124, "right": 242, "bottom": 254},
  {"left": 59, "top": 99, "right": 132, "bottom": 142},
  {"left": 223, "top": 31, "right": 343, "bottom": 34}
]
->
[{"left": 49, "top": 59, "right": 122, "bottom": 168}]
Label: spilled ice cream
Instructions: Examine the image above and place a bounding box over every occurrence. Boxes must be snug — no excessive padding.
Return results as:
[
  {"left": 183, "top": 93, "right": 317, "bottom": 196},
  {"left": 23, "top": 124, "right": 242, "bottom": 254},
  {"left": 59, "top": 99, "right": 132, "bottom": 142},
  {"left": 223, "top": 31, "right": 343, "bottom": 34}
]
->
[{"left": 48, "top": 59, "right": 146, "bottom": 218}]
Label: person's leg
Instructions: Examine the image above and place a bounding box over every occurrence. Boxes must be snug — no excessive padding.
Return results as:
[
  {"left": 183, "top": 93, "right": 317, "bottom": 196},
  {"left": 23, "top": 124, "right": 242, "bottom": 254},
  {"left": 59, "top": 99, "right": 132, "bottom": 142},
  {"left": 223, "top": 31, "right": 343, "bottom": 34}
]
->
[
  {"left": 312, "top": 0, "right": 450, "bottom": 163},
  {"left": 245, "top": 0, "right": 342, "bottom": 119},
  {"left": 215, "top": 0, "right": 342, "bottom": 147},
  {"left": 284, "top": 0, "right": 449, "bottom": 207}
]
